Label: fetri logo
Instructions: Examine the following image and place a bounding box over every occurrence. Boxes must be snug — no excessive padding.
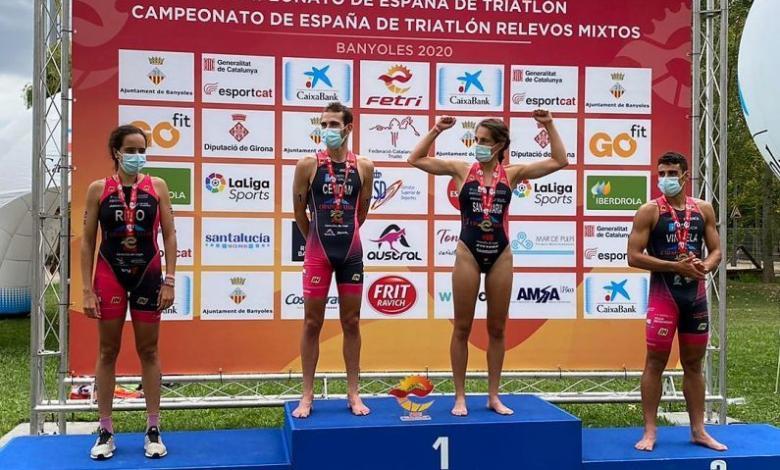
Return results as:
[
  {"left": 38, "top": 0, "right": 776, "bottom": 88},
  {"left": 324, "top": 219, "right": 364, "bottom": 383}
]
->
[
  {"left": 368, "top": 276, "right": 417, "bottom": 315},
  {"left": 388, "top": 375, "right": 434, "bottom": 421},
  {"left": 378, "top": 64, "right": 412, "bottom": 94}
]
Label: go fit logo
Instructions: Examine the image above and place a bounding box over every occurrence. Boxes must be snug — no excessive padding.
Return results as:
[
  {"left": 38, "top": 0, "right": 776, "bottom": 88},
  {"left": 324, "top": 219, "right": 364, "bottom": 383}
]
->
[
  {"left": 585, "top": 119, "right": 651, "bottom": 165},
  {"left": 368, "top": 275, "right": 417, "bottom": 315},
  {"left": 589, "top": 124, "right": 647, "bottom": 158}
]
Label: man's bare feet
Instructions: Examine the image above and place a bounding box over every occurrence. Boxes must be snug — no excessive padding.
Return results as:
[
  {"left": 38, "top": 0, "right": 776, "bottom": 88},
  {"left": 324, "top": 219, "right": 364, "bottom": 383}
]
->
[
  {"left": 292, "top": 397, "right": 314, "bottom": 419},
  {"left": 634, "top": 430, "right": 657, "bottom": 451},
  {"left": 347, "top": 395, "right": 371, "bottom": 416},
  {"left": 451, "top": 396, "right": 468, "bottom": 416},
  {"left": 692, "top": 429, "right": 728, "bottom": 451},
  {"left": 487, "top": 397, "right": 514, "bottom": 415}
]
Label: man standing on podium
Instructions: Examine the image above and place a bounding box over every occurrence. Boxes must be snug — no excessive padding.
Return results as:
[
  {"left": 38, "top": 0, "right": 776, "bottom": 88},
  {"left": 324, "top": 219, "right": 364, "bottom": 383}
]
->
[
  {"left": 291, "top": 102, "right": 375, "bottom": 418},
  {"left": 627, "top": 152, "right": 727, "bottom": 451}
]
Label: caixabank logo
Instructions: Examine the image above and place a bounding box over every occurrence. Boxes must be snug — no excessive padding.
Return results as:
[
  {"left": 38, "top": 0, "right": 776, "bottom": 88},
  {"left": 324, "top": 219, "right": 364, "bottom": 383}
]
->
[
  {"left": 436, "top": 63, "right": 503, "bottom": 112},
  {"left": 283, "top": 58, "right": 353, "bottom": 107}
]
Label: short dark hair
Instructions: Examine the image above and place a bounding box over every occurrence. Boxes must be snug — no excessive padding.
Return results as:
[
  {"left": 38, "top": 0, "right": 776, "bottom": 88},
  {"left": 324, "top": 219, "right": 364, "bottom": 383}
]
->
[
  {"left": 323, "top": 102, "right": 353, "bottom": 126},
  {"left": 476, "top": 119, "right": 510, "bottom": 163},
  {"left": 108, "top": 124, "right": 146, "bottom": 170},
  {"left": 658, "top": 151, "right": 688, "bottom": 172}
]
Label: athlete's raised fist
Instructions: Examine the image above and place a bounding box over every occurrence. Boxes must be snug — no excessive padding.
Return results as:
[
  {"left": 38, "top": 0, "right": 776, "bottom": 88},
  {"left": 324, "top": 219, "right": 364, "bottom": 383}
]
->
[
  {"left": 532, "top": 109, "right": 554, "bottom": 125},
  {"left": 435, "top": 116, "right": 457, "bottom": 131}
]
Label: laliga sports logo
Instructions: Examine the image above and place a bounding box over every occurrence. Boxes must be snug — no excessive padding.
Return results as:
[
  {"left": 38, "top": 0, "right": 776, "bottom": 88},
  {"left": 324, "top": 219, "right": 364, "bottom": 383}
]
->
[
  {"left": 368, "top": 276, "right": 417, "bottom": 315},
  {"left": 388, "top": 376, "right": 434, "bottom": 421},
  {"left": 513, "top": 179, "right": 531, "bottom": 198},
  {"left": 205, "top": 173, "right": 226, "bottom": 193}
]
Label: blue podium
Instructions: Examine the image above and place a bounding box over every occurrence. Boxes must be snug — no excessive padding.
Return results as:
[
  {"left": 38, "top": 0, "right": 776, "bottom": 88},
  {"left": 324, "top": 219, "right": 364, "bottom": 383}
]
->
[{"left": 2, "top": 395, "right": 780, "bottom": 469}]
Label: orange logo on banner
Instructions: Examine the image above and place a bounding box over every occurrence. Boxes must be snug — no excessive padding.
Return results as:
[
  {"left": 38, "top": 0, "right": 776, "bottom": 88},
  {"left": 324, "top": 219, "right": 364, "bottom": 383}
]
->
[
  {"left": 131, "top": 113, "right": 191, "bottom": 150},
  {"left": 389, "top": 376, "right": 434, "bottom": 420},
  {"left": 589, "top": 132, "right": 637, "bottom": 158}
]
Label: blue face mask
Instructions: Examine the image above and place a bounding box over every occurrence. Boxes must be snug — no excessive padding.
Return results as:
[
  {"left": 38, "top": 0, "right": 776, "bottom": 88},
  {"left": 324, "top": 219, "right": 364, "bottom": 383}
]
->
[
  {"left": 119, "top": 153, "right": 146, "bottom": 175},
  {"left": 474, "top": 144, "right": 495, "bottom": 163},
  {"left": 657, "top": 176, "right": 682, "bottom": 196},
  {"left": 321, "top": 128, "right": 346, "bottom": 150}
]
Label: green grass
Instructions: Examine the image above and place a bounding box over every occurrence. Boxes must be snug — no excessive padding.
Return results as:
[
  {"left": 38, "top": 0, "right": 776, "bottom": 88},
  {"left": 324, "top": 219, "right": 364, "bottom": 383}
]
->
[{"left": 1, "top": 281, "right": 778, "bottom": 435}]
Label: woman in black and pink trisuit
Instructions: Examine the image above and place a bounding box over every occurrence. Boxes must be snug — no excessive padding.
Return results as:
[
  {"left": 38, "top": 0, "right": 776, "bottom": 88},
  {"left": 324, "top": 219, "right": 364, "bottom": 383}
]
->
[
  {"left": 81, "top": 125, "right": 177, "bottom": 460},
  {"left": 408, "top": 110, "right": 567, "bottom": 416}
]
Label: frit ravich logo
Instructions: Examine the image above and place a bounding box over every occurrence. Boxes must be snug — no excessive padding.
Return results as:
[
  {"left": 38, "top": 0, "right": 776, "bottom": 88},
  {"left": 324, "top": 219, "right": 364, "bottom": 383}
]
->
[
  {"left": 369, "top": 117, "right": 420, "bottom": 147},
  {"left": 203, "top": 58, "right": 215, "bottom": 71},
  {"left": 535, "top": 122, "right": 550, "bottom": 149},
  {"left": 460, "top": 120, "right": 476, "bottom": 148},
  {"left": 378, "top": 65, "right": 412, "bottom": 94},
  {"left": 458, "top": 70, "right": 484, "bottom": 93},
  {"left": 388, "top": 376, "right": 434, "bottom": 421},
  {"left": 147, "top": 56, "right": 165, "bottom": 86},
  {"left": 603, "top": 279, "right": 630, "bottom": 302},
  {"left": 371, "top": 173, "right": 403, "bottom": 211},
  {"left": 205, "top": 173, "right": 226, "bottom": 193},
  {"left": 513, "top": 179, "right": 532, "bottom": 198},
  {"left": 368, "top": 275, "right": 417, "bottom": 315},
  {"left": 229, "top": 114, "right": 249, "bottom": 142},
  {"left": 304, "top": 65, "right": 332, "bottom": 89},
  {"left": 610, "top": 72, "right": 625, "bottom": 99},
  {"left": 230, "top": 277, "right": 247, "bottom": 304},
  {"left": 371, "top": 225, "right": 410, "bottom": 252}
]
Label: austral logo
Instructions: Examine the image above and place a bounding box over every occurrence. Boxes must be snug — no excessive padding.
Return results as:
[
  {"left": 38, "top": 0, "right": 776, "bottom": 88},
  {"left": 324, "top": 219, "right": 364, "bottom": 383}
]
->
[{"left": 368, "top": 224, "right": 422, "bottom": 262}]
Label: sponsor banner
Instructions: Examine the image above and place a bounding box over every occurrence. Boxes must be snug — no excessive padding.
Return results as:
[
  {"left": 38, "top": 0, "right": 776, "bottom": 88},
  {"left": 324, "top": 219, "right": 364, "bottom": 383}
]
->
[
  {"left": 361, "top": 220, "right": 428, "bottom": 267},
  {"left": 509, "top": 117, "right": 578, "bottom": 163},
  {"left": 201, "top": 217, "right": 274, "bottom": 266},
  {"left": 370, "top": 167, "right": 428, "bottom": 215},
  {"left": 201, "top": 53, "right": 274, "bottom": 105},
  {"left": 509, "top": 65, "right": 578, "bottom": 113},
  {"left": 360, "top": 60, "right": 430, "bottom": 110},
  {"left": 433, "top": 220, "right": 461, "bottom": 267},
  {"left": 510, "top": 272, "right": 577, "bottom": 319},
  {"left": 583, "top": 221, "right": 633, "bottom": 268},
  {"left": 202, "top": 108, "right": 275, "bottom": 159},
  {"left": 281, "top": 111, "right": 353, "bottom": 160},
  {"left": 364, "top": 272, "right": 428, "bottom": 319},
  {"left": 585, "top": 67, "right": 652, "bottom": 114},
  {"left": 202, "top": 163, "right": 274, "bottom": 212},
  {"left": 583, "top": 273, "right": 649, "bottom": 319},
  {"left": 509, "top": 170, "right": 577, "bottom": 216},
  {"left": 360, "top": 113, "right": 427, "bottom": 162},
  {"left": 434, "top": 271, "right": 486, "bottom": 319},
  {"left": 584, "top": 119, "right": 652, "bottom": 165},
  {"left": 118, "top": 105, "right": 195, "bottom": 157},
  {"left": 280, "top": 271, "right": 340, "bottom": 320},
  {"left": 119, "top": 49, "right": 194, "bottom": 102},
  {"left": 584, "top": 170, "right": 650, "bottom": 216},
  {"left": 436, "top": 63, "right": 504, "bottom": 112},
  {"left": 283, "top": 58, "right": 353, "bottom": 107},
  {"left": 434, "top": 175, "right": 462, "bottom": 216},
  {"left": 200, "top": 271, "right": 274, "bottom": 320},
  {"left": 509, "top": 221, "right": 577, "bottom": 267},
  {"left": 281, "top": 219, "right": 307, "bottom": 266},
  {"left": 161, "top": 273, "right": 194, "bottom": 321},
  {"left": 144, "top": 162, "right": 194, "bottom": 211},
  {"left": 157, "top": 216, "right": 194, "bottom": 266},
  {"left": 434, "top": 116, "right": 502, "bottom": 161}
]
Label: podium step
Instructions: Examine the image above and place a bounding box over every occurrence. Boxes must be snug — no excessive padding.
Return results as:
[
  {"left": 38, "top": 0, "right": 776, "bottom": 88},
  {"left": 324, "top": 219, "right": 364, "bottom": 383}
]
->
[
  {"left": 0, "top": 428, "right": 291, "bottom": 470},
  {"left": 283, "top": 394, "right": 582, "bottom": 470},
  {"left": 582, "top": 424, "right": 780, "bottom": 470}
]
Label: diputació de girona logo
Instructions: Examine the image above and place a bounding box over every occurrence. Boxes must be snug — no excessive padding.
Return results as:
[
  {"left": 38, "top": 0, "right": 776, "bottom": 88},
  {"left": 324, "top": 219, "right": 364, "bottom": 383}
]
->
[{"left": 388, "top": 376, "right": 435, "bottom": 421}]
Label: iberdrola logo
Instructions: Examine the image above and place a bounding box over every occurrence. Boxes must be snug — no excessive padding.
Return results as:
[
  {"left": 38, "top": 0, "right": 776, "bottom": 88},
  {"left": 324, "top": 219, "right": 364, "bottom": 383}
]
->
[{"left": 388, "top": 376, "right": 435, "bottom": 421}]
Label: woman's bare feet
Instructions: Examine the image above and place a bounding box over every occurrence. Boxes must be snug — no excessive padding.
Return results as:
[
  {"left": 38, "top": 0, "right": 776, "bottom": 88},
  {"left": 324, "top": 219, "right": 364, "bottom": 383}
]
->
[
  {"left": 487, "top": 396, "right": 514, "bottom": 415},
  {"left": 451, "top": 396, "right": 468, "bottom": 416}
]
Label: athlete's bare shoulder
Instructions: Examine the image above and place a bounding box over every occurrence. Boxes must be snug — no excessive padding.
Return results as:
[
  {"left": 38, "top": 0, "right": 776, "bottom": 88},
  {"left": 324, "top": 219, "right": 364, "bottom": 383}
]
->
[
  {"left": 87, "top": 178, "right": 106, "bottom": 196},
  {"left": 356, "top": 155, "right": 374, "bottom": 170}
]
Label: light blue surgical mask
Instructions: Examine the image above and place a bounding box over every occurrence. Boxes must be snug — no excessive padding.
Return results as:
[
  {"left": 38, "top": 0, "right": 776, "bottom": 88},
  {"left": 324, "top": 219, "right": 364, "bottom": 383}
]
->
[
  {"left": 474, "top": 144, "right": 494, "bottom": 163},
  {"left": 119, "top": 153, "right": 146, "bottom": 175},
  {"left": 657, "top": 176, "right": 682, "bottom": 196},
  {"left": 322, "top": 128, "right": 346, "bottom": 150}
]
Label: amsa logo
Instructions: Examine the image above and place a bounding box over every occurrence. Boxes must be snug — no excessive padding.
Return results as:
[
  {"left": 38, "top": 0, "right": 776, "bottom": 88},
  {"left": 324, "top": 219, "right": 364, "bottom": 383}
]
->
[
  {"left": 516, "top": 285, "right": 573, "bottom": 303},
  {"left": 368, "top": 276, "right": 417, "bottom": 315}
]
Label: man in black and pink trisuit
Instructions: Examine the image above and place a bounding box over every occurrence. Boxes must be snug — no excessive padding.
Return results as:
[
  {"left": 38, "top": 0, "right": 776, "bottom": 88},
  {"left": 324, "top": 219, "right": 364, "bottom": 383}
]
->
[
  {"left": 627, "top": 151, "right": 726, "bottom": 452},
  {"left": 291, "top": 102, "right": 374, "bottom": 418}
]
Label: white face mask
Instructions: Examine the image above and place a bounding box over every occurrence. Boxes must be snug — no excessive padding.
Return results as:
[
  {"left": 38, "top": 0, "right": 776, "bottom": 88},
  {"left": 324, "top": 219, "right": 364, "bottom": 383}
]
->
[
  {"left": 474, "top": 144, "right": 494, "bottom": 162},
  {"left": 118, "top": 153, "right": 146, "bottom": 175}
]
